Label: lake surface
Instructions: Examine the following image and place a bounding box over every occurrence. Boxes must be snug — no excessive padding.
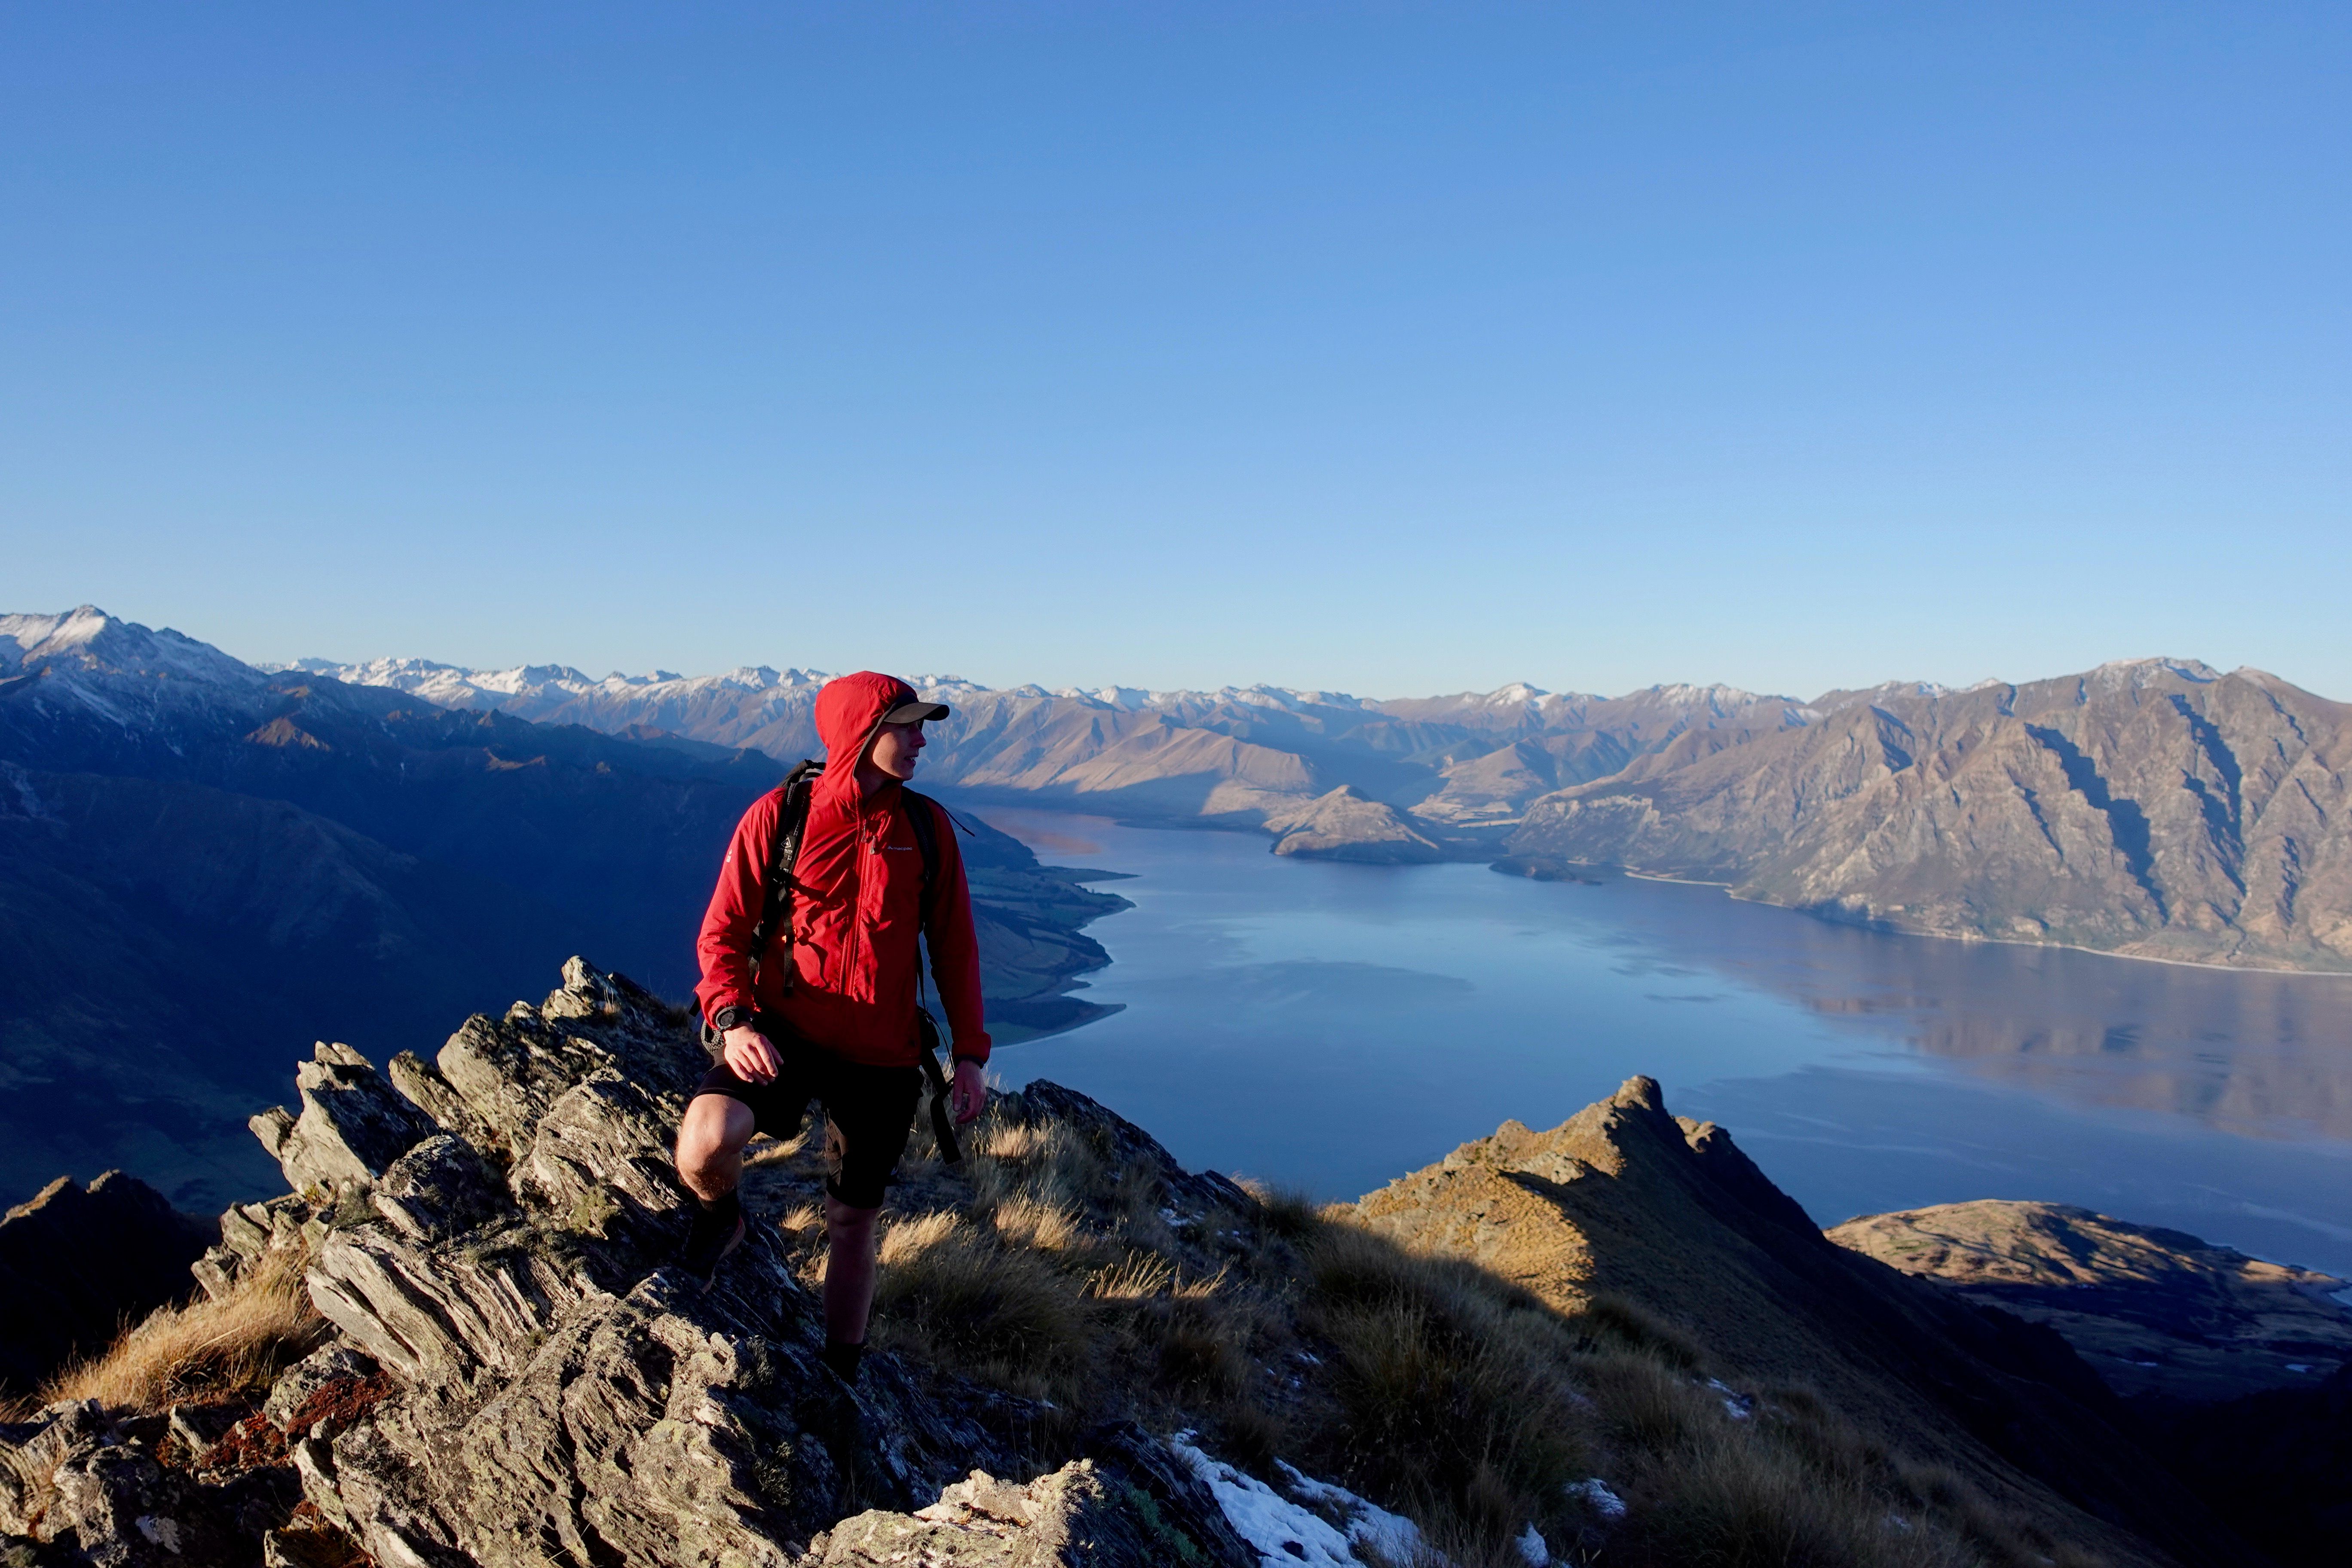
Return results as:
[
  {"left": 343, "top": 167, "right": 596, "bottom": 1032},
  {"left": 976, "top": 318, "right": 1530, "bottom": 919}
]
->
[{"left": 977, "top": 810, "right": 2352, "bottom": 1278}]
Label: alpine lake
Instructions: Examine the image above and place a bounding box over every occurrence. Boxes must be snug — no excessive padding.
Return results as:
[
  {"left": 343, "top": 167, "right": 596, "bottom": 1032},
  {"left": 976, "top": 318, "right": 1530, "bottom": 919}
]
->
[{"left": 976, "top": 809, "right": 2352, "bottom": 1280}]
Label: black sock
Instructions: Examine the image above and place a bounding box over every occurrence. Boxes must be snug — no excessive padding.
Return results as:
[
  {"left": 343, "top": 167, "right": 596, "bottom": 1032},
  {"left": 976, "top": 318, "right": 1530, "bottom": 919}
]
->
[
  {"left": 697, "top": 1189, "right": 740, "bottom": 1216},
  {"left": 821, "top": 1339, "right": 864, "bottom": 1384}
]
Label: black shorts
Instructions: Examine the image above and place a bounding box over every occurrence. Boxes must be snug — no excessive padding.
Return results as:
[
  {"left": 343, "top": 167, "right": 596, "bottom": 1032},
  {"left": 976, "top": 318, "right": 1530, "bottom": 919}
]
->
[{"left": 693, "top": 1032, "right": 922, "bottom": 1210}]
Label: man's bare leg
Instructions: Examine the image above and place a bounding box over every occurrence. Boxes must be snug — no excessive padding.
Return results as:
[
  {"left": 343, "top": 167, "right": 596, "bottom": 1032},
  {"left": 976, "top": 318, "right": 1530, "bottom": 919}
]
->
[
  {"left": 677, "top": 1093, "right": 756, "bottom": 1198},
  {"left": 823, "top": 1196, "right": 882, "bottom": 1343},
  {"left": 674, "top": 1094, "right": 756, "bottom": 1280}
]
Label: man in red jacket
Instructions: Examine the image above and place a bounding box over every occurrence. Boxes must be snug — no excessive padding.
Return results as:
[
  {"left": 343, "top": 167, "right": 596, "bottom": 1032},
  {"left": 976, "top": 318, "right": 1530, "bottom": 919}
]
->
[{"left": 674, "top": 670, "right": 990, "bottom": 1383}]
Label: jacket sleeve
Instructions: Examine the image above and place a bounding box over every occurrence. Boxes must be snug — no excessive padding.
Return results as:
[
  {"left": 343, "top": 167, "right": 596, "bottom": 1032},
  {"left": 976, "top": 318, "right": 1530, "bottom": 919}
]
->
[
  {"left": 920, "top": 800, "right": 993, "bottom": 1063},
  {"left": 696, "top": 790, "right": 780, "bottom": 1021}
]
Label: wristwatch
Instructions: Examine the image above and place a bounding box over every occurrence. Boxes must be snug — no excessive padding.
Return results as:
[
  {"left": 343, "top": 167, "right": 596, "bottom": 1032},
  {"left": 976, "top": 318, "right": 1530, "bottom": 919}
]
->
[{"left": 710, "top": 1004, "right": 754, "bottom": 1032}]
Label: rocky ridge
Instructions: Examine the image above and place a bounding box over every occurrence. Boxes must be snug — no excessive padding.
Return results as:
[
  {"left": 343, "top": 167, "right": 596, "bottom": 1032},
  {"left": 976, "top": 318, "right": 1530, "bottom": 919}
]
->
[
  {"left": 4, "top": 956, "right": 2288, "bottom": 1567},
  {"left": 1348, "top": 1078, "right": 2249, "bottom": 1567},
  {"left": 0, "top": 959, "right": 1270, "bottom": 1568}
]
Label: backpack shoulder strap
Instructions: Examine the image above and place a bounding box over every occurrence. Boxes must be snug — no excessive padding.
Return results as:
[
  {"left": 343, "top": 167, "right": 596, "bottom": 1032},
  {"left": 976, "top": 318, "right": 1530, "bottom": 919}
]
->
[
  {"left": 750, "top": 759, "right": 823, "bottom": 953},
  {"left": 901, "top": 787, "right": 941, "bottom": 923}
]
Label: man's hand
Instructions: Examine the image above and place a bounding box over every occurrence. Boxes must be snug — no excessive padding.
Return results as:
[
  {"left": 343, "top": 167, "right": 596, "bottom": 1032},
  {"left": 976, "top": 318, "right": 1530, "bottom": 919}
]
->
[
  {"left": 723, "top": 1024, "right": 781, "bottom": 1085},
  {"left": 951, "top": 1058, "right": 986, "bottom": 1124}
]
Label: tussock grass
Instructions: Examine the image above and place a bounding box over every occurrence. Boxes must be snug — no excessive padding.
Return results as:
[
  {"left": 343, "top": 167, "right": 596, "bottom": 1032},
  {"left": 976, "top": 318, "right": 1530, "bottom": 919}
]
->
[
  {"left": 1240, "top": 1178, "right": 1330, "bottom": 1240},
  {"left": 34, "top": 1245, "right": 326, "bottom": 1416},
  {"left": 1300, "top": 1221, "right": 1592, "bottom": 1559},
  {"left": 868, "top": 1211, "right": 1089, "bottom": 1389}
]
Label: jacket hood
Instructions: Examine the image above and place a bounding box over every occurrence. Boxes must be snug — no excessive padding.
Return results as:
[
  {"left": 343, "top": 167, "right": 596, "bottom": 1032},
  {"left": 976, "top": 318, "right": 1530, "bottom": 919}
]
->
[{"left": 815, "top": 671, "right": 923, "bottom": 768}]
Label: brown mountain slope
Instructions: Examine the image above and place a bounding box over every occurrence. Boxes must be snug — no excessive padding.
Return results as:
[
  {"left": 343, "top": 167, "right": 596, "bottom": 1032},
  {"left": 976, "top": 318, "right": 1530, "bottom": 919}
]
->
[
  {"left": 1828, "top": 1201, "right": 2352, "bottom": 1403},
  {"left": 1350, "top": 1075, "right": 2248, "bottom": 1567},
  {"left": 1506, "top": 660, "right": 2352, "bottom": 969}
]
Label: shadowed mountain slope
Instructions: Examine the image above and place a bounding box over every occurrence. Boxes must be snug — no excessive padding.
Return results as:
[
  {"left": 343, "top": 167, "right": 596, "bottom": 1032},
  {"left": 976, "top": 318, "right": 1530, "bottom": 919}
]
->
[{"left": 0, "top": 1172, "right": 213, "bottom": 1398}]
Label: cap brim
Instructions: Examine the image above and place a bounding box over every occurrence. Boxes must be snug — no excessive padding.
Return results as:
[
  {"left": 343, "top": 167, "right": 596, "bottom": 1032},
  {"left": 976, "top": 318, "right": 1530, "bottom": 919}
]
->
[{"left": 882, "top": 700, "right": 950, "bottom": 724}]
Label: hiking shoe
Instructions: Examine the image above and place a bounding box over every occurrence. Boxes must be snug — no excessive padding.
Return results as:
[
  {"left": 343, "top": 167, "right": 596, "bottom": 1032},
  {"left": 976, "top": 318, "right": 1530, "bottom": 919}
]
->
[{"left": 679, "top": 1190, "right": 744, "bottom": 1287}]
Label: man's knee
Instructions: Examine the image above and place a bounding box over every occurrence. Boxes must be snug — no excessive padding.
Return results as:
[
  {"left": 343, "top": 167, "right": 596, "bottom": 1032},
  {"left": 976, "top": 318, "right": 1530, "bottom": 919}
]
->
[
  {"left": 677, "top": 1094, "right": 755, "bottom": 1172},
  {"left": 825, "top": 1194, "right": 880, "bottom": 1240}
]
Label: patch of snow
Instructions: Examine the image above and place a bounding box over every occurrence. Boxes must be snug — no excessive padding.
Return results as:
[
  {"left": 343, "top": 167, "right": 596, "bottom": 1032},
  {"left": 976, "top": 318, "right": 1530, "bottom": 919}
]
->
[
  {"left": 1567, "top": 1478, "right": 1626, "bottom": 1521},
  {"left": 1277, "top": 1461, "right": 1433, "bottom": 1566},
  {"left": 1516, "top": 1520, "right": 1549, "bottom": 1565},
  {"left": 1170, "top": 1433, "right": 1439, "bottom": 1568},
  {"left": 2086, "top": 657, "right": 2221, "bottom": 690},
  {"left": 2287, "top": 1363, "right": 2313, "bottom": 1373},
  {"left": 1705, "top": 1378, "right": 1754, "bottom": 1419}
]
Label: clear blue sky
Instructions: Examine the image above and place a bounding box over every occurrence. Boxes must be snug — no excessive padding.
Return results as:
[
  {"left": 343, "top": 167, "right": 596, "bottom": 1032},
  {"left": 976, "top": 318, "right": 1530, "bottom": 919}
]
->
[{"left": 5, "top": 3, "right": 2346, "bottom": 700}]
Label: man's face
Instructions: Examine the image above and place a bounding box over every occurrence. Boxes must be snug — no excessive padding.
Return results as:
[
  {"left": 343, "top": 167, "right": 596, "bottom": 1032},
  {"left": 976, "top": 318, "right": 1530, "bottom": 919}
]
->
[{"left": 869, "top": 720, "right": 925, "bottom": 781}]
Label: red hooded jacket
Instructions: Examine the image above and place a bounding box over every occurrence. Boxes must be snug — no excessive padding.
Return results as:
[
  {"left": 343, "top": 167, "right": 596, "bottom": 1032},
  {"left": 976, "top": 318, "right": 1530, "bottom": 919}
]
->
[{"left": 694, "top": 671, "right": 991, "bottom": 1069}]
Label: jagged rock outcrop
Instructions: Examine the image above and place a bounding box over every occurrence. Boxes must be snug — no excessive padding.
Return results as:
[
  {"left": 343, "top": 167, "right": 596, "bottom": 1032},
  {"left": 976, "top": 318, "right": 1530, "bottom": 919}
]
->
[
  {"left": 0, "top": 1174, "right": 214, "bottom": 1397},
  {"left": 251, "top": 1044, "right": 445, "bottom": 1198},
  {"left": 1829, "top": 1200, "right": 2352, "bottom": 1401},
  {"left": 1263, "top": 787, "right": 1442, "bottom": 864},
  {"left": 1508, "top": 660, "right": 2352, "bottom": 969},
  {"left": 4, "top": 958, "right": 1257, "bottom": 1568}
]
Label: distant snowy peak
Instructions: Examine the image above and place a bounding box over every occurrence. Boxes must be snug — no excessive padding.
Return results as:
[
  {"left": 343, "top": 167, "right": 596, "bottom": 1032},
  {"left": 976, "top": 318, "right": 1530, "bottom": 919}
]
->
[
  {"left": 0, "top": 606, "right": 262, "bottom": 689},
  {"left": 1634, "top": 681, "right": 1773, "bottom": 710},
  {"left": 1032, "top": 683, "right": 1378, "bottom": 715},
  {"left": 1808, "top": 664, "right": 2217, "bottom": 712},
  {"left": 280, "top": 656, "right": 856, "bottom": 714}
]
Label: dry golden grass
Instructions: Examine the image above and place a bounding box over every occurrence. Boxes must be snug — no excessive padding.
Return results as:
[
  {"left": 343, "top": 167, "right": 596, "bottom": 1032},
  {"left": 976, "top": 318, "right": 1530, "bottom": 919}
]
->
[
  {"left": 34, "top": 1245, "right": 327, "bottom": 1416},
  {"left": 867, "top": 1210, "right": 1090, "bottom": 1391}
]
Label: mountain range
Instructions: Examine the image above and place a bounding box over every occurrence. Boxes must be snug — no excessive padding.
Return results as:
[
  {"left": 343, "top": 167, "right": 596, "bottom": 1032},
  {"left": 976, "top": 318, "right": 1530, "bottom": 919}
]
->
[
  {"left": 9, "top": 604, "right": 2348, "bottom": 1204},
  {"left": 290, "top": 637, "right": 2352, "bottom": 970},
  {"left": 0, "top": 609, "right": 1125, "bottom": 1211}
]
